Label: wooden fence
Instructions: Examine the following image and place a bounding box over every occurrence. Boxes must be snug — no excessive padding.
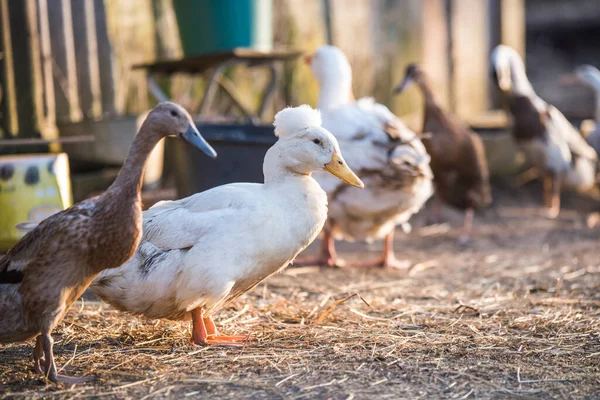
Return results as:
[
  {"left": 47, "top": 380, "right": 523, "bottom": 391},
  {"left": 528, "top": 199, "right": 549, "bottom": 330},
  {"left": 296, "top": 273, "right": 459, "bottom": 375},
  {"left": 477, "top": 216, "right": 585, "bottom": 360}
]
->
[{"left": 0, "top": 0, "right": 525, "bottom": 144}]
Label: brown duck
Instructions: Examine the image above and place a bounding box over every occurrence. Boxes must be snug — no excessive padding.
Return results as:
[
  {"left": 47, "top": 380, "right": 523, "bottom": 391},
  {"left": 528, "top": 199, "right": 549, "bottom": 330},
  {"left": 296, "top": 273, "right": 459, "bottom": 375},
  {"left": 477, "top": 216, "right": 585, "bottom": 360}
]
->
[
  {"left": 0, "top": 102, "right": 216, "bottom": 383},
  {"left": 394, "top": 64, "right": 492, "bottom": 243}
]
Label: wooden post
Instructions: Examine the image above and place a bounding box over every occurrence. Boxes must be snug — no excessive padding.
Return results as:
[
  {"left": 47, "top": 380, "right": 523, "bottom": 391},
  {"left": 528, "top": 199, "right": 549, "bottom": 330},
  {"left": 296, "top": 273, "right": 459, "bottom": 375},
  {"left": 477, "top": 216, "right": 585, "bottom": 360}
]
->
[
  {"left": 385, "top": 1, "right": 424, "bottom": 124},
  {"left": 47, "top": 0, "right": 82, "bottom": 122},
  {"left": 71, "top": 0, "right": 102, "bottom": 119},
  {"left": 152, "top": 0, "right": 181, "bottom": 60},
  {"left": 422, "top": 0, "right": 451, "bottom": 109},
  {"left": 93, "top": 0, "right": 115, "bottom": 116},
  {"left": 323, "top": 0, "right": 334, "bottom": 45},
  {"left": 7, "top": 0, "right": 42, "bottom": 140},
  {"left": 500, "top": 0, "right": 525, "bottom": 58},
  {"left": 449, "top": 0, "right": 491, "bottom": 119},
  {"left": 489, "top": 0, "right": 525, "bottom": 109},
  {"left": 0, "top": 0, "right": 18, "bottom": 138},
  {"left": 37, "top": 0, "right": 58, "bottom": 141}
]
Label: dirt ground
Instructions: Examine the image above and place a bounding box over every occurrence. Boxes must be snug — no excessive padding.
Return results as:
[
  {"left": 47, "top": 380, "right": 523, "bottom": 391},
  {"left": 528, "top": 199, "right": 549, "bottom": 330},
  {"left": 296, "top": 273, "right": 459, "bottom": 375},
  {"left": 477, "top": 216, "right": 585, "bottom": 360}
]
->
[{"left": 1, "top": 182, "right": 600, "bottom": 399}]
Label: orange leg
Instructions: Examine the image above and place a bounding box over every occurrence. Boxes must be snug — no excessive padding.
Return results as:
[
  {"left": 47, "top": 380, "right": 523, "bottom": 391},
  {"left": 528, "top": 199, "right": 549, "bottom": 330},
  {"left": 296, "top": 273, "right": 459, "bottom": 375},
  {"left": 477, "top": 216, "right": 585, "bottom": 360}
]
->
[
  {"left": 38, "top": 330, "right": 86, "bottom": 383},
  {"left": 350, "top": 229, "right": 411, "bottom": 269},
  {"left": 295, "top": 221, "right": 344, "bottom": 267},
  {"left": 542, "top": 175, "right": 560, "bottom": 219},
  {"left": 33, "top": 335, "right": 44, "bottom": 375},
  {"left": 190, "top": 308, "right": 251, "bottom": 347},
  {"left": 376, "top": 229, "right": 411, "bottom": 269}
]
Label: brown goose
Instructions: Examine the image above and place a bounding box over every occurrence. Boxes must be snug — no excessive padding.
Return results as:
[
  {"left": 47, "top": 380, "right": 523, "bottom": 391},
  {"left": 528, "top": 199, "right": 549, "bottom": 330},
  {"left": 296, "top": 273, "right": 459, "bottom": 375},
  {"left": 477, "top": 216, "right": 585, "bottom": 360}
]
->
[
  {"left": 491, "top": 45, "right": 597, "bottom": 218},
  {"left": 0, "top": 102, "right": 216, "bottom": 383},
  {"left": 394, "top": 64, "right": 492, "bottom": 243}
]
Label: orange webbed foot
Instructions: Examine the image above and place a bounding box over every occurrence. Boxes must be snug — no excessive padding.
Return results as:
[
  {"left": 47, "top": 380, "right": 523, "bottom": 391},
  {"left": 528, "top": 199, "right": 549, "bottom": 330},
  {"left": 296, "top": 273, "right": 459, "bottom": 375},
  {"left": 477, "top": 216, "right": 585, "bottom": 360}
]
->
[{"left": 191, "top": 334, "right": 252, "bottom": 347}]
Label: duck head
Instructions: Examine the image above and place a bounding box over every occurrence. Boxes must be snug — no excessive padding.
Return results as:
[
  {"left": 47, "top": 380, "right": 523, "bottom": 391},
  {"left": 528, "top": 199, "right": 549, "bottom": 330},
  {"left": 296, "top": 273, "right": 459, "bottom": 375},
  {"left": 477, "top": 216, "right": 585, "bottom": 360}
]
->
[
  {"left": 490, "top": 45, "right": 535, "bottom": 97},
  {"left": 305, "top": 46, "right": 354, "bottom": 108},
  {"left": 562, "top": 65, "right": 600, "bottom": 91},
  {"left": 267, "top": 105, "right": 363, "bottom": 188},
  {"left": 393, "top": 63, "right": 425, "bottom": 94},
  {"left": 142, "top": 102, "right": 217, "bottom": 158}
]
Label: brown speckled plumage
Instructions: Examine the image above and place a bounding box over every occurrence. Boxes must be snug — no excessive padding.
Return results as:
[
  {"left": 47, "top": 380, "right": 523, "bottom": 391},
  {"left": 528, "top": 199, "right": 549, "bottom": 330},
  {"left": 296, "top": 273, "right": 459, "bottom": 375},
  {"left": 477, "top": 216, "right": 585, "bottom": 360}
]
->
[
  {"left": 397, "top": 64, "right": 492, "bottom": 211},
  {"left": 0, "top": 102, "right": 213, "bottom": 382}
]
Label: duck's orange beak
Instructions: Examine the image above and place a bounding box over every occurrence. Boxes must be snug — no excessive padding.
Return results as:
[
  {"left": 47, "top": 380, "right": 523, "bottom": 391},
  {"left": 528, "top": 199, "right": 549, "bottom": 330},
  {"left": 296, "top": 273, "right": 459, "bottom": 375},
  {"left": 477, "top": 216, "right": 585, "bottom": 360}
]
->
[{"left": 324, "top": 151, "right": 364, "bottom": 189}]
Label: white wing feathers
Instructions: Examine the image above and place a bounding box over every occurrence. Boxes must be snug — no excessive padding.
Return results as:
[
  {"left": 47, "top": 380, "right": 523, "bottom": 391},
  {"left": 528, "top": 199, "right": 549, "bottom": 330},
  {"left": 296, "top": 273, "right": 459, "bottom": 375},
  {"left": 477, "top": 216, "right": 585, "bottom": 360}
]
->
[
  {"left": 546, "top": 105, "right": 597, "bottom": 161},
  {"left": 142, "top": 183, "right": 261, "bottom": 250},
  {"left": 316, "top": 98, "right": 424, "bottom": 196}
]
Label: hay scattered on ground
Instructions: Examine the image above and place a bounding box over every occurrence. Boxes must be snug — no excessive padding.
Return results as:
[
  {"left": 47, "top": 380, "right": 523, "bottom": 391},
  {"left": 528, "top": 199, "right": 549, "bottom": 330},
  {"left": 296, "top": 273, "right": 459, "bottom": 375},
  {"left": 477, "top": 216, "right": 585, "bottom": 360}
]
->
[{"left": 1, "top": 191, "right": 600, "bottom": 399}]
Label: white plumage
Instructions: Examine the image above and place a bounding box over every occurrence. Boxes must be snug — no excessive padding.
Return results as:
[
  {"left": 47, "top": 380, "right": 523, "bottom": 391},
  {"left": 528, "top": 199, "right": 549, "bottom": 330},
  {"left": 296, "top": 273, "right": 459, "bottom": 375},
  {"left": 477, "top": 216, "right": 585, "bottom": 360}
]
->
[
  {"left": 274, "top": 104, "right": 322, "bottom": 137},
  {"left": 491, "top": 45, "right": 598, "bottom": 217},
  {"left": 572, "top": 64, "right": 600, "bottom": 156},
  {"left": 306, "top": 45, "right": 433, "bottom": 268},
  {"left": 91, "top": 105, "right": 363, "bottom": 345}
]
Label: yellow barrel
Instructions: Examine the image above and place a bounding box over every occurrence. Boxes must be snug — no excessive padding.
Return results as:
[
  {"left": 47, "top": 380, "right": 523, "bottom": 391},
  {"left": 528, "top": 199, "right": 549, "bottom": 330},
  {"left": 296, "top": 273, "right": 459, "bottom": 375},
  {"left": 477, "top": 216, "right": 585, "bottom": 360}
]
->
[{"left": 0, "top": 153, "right": 72, "bottom": 250}]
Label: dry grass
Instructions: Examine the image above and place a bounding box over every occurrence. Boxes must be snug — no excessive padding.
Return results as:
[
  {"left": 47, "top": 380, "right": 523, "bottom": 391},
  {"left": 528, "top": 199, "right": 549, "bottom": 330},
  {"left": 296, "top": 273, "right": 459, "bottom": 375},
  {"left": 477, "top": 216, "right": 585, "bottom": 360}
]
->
[{"left": 1, "top": 185, "right": 600, "bottom": 399}]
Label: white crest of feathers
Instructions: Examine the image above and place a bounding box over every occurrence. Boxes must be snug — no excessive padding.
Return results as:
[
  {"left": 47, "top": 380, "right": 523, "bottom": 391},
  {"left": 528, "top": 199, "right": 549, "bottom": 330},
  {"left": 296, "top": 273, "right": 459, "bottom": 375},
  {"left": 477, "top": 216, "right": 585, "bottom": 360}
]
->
[{"left": 273, "top": 105, "right": 322, "bottom": 138}]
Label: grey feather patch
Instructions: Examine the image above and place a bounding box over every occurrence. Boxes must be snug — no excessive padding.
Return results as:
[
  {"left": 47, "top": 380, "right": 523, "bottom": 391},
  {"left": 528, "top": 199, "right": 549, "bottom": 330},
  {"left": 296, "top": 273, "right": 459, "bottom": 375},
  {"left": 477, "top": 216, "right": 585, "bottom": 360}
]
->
[
  {"left": 138, "top": 244, "right": 168, "bottom": 276},
  {"left": 94, "top": 276, "right": 113, "bottom": 288}
]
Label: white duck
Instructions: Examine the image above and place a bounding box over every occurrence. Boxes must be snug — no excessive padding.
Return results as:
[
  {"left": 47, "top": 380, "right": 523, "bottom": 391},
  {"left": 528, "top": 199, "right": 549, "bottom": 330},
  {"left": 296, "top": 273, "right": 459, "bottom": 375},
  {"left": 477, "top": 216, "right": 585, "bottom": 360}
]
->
[
  {"left": 491, "top": 45, "right": 597, "bottom": 218},
  {"left": 91, "top": 105, "right": 363, "bottom": 346},
  {"left": 567, "top": 64, "right": 600, "bottom": 156},
  {"left": 303, "top": 45, "right": 433, "bottom": 269}
]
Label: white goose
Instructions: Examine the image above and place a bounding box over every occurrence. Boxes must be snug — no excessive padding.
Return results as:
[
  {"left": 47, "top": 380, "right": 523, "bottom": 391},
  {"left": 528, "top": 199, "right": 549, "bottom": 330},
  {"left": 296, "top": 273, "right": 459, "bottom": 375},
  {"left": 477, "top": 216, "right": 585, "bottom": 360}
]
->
[
  {"left": 569, "top": 64, "right": 600, "bottom": 155},
  {"left": 91, "top": 105, "right": 363, "bottom": 346},
  {"left": 491, "top": 45, "right": 597, "bottom": 218},
  {"left": 303, "top": 45, "right": 433, "bottom": 268}
]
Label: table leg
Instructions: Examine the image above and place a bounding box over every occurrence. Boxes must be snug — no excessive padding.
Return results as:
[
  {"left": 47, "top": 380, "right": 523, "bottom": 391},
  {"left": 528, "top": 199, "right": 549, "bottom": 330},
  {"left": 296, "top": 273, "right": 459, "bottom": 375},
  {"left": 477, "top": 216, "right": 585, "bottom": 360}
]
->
[
  {"left": 147, "top": 76, "right": 169, "bottom": 102},
  {"left": 199, "top": 60, "right": 235, "bottom": 116},
  {"left": 258, "top": 64, "right": 278, "bottom": 120}
]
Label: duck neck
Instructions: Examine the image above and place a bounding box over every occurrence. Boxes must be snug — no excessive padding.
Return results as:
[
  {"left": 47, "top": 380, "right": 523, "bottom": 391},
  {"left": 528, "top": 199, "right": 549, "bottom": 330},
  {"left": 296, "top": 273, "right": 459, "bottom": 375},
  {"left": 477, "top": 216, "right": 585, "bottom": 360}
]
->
[
  {"left": 107, "top": 122, "right": 160, "bottom": 198},
  {"left": 582, "top": 75, "right": 600, "bottom": 120},
  {"left": 417, "top": 76, "right": 439, "bottom": 107},
  {"left": 262, "top": 145, "right": 316, "bottom": 188},
  {"left": 317, "top": 77, "right": 353, "bottom": 109},
  {"left": 509, "top": 61, "right": 537, "bottom": 98}
]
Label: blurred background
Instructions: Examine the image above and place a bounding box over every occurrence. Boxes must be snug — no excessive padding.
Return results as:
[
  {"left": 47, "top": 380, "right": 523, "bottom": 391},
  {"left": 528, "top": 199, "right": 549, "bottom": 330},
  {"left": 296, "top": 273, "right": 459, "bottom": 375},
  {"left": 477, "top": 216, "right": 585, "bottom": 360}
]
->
[{"left": 0, "top": 0, "right": 598, "bottom": 248}]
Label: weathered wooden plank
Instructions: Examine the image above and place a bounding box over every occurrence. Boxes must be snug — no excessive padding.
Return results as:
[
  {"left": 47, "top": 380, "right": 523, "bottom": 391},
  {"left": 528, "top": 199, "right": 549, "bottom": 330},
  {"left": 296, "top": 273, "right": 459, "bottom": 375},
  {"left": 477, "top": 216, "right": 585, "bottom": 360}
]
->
[
  {"left": 47, "top": 0, "right": 82, "bottom": 122},
  {"left": 93, "top": 0, "right": 115, "bottom": 116},
  {"left": 422, "top": 0, "right": 451, "bottom": 109},
  {"left": 8, "top": 0, "right": 40, "bottom": 140},
  {"left": 37, "top": 0, "right": 57, "bottom": 139},
  {"left": 450, "top": 0, "right": 491, "bottom": 119},
  {"left": 489, "top": 0, "right": 525, "bottom": 109},
  {"left": 384, "top": 0, "right": 425, "bottom": 122},
  {"left": 0, "top": 0, "right": 18, "bottom": 137},
  {"left": 104, "top": 0, "right": 155, "bottom": 115},
  {"left": 71, "top": 0, "right": 102, "bottom": 119},
  {"left": 500, "top": 0, "right": 524, "bottom": 58}
]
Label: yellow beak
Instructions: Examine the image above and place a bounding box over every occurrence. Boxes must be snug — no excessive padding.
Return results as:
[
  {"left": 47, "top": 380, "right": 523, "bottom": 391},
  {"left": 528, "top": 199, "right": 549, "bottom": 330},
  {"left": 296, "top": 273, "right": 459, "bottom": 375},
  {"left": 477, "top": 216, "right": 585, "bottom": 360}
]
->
[{"left": 324, "top": 151, "right": 364, "bottom": 189}]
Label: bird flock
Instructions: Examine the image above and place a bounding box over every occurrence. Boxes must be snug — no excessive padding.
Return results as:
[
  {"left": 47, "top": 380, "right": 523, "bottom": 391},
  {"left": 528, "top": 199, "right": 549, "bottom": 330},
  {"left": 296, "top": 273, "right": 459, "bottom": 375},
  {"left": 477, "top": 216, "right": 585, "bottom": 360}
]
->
[{"left": 1, "top": 44, "right": 598, "bottom": 384}]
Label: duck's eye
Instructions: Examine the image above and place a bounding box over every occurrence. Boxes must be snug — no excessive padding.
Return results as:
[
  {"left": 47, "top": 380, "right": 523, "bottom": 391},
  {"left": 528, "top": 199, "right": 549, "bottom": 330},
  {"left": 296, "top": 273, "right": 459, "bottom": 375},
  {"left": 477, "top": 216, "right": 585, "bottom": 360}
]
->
[
  {"left": 312, "top": 139, "right": 322, "bottom": 145},
  {"left": 170, "top": 110, "right": 178, "bottom": 117}
]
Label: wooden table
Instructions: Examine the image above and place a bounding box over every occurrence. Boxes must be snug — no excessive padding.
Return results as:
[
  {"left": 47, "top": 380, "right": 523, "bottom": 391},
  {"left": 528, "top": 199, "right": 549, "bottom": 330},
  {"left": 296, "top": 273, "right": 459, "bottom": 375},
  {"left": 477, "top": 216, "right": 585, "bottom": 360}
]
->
[{"left": 133, "top": 48, "right": 304, "bottom": 123}]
